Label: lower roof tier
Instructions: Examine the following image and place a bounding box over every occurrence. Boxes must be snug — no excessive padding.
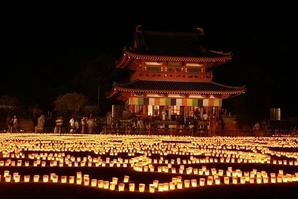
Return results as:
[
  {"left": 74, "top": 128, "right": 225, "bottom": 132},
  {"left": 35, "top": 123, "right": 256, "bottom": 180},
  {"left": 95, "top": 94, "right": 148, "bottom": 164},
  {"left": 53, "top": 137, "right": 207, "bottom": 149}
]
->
[{"left": 107, "top": 80, "right": 246, "bottom": 100}]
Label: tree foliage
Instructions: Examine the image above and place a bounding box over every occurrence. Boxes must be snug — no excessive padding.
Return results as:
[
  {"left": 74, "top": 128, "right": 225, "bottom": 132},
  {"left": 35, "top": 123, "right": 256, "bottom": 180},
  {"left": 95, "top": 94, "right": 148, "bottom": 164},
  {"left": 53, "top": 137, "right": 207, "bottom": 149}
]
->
[
  {"left": 54, "top": 92, "right": 88, "bottom": 118},
  {"left": 0, "top": 95, "right": 18, "bottom": 115},
  {"left": 71, "top": 54, "right": 130, "bottom": 115}
]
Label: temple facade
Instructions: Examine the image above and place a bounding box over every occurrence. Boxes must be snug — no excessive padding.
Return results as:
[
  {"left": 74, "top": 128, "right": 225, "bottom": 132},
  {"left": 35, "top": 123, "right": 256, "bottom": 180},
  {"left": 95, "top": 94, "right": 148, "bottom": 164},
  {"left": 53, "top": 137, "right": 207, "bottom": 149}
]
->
[{"left": 107, "top": 25, "right": 246, "bottom": 136}]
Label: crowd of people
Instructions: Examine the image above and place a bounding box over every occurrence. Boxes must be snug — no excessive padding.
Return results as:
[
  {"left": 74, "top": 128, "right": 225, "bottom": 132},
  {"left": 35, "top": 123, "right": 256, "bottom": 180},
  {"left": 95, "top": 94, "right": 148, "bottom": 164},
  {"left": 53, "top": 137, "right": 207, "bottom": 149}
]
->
[
  {"left": 55, "top": 116, "right": 97, "bottom": 134},
  {"left": 4, "top": 114, "right": 100, "bottom": 134}
]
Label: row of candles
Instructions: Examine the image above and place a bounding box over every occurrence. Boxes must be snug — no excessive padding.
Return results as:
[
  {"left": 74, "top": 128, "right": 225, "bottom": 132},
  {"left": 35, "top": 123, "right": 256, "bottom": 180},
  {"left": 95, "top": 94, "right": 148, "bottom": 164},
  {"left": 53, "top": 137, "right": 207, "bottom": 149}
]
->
[
  {"left": 2, "top": 136, "right": 298, "bottom": 161},
  {"left": 1, "top": 145, "right": 297, "bottom": 166},
  {"left": 1, "top": 134, "right": 298, "bottom": 194},
  {"left": 1, "top": 151, "right": 297, "bottom": 168},
  {"left": 1, "top": 169, "right": 298, "bottom": 193}
]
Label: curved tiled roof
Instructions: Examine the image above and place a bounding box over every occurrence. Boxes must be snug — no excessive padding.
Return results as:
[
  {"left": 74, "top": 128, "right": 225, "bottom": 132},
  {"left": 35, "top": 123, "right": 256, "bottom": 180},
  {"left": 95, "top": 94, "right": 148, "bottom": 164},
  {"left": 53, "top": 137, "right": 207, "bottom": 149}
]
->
[
  {"left": 124, "top": 30, "right": 232, "bottom": 58},
  {"left": 107, "top": 80, "right": 246, "bottom": 98}
]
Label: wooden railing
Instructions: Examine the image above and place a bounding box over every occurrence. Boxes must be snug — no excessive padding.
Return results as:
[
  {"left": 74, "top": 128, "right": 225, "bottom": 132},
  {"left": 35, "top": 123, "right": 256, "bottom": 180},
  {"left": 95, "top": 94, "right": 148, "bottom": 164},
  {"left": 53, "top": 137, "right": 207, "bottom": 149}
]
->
[{"left": 130, "top": 70, "right": 213, "bottom": 82}]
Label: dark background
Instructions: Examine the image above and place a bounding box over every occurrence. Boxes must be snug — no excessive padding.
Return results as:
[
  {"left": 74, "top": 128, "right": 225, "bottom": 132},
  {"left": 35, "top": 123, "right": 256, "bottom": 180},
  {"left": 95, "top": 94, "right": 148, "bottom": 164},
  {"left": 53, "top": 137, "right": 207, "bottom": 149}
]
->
[{"left": 1, "top": 1, "right": 298, "bottom": 124}]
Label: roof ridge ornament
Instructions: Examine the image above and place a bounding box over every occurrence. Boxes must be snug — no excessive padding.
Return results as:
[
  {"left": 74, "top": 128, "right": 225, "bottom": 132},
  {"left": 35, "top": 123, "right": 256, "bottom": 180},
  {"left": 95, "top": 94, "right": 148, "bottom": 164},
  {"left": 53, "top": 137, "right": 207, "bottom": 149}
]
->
[
  {"left": 197, "top": 27, "right": 204, "bottom": 35},
  {"left": 136, "top": 25, "right": 142, "bottom": 32}
]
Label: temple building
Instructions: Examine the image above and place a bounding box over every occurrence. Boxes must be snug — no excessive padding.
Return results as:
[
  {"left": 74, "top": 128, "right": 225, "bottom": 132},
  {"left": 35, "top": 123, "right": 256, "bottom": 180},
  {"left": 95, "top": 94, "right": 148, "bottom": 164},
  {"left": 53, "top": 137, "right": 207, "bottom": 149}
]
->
[{"left": 107, "top": 25, "right": 246, "bottom": 136}]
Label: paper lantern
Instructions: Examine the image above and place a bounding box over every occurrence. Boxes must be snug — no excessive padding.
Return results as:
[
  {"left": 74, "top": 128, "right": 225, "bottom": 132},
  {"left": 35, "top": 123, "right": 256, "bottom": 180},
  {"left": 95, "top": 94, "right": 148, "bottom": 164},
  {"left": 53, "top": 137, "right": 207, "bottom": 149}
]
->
[
  {"left": 169, "top": 182, "right": 175, "bottom": 190},
  {"left": 184, "top": 179, "right": 190, "bottom": 188},
  {"left": 24, "top": 175, "right": 30, "bottom": 182},
  {"left": 177, "top": 181, "right": 183, "bottom": 189},
  {"left": 224, "top": 177, "right": 229, "bottom": 184},
  {"left": 129, "top": 183, "right": 135, "bottom": 192},
  {"left": 158, "top": 183, "right": 164, "bottom": 192},
  {"left": 52, "top": 175, "right": 58, "bottom": 183},
  {"left": 109, "top": 182, "right": 116, "bottom": 190},
  {"left": 83, "top": 177, "right": 90, "bottom": 186},
  {"left": 112, "top": 177, "right": 118, "bottom": 184},
  {"left": 97, "top": 180, "right": 104, "bottom": 188},
  {"left": 91, "top": 179, "right": 97, "bottom": 187},
  {"left": 4, "top": 170, "right": 10, "bottom": 177},
  {"left": 33, "top": 175, "right": 40, "bottom": 182},
  {"left": 76, "top": 177, "right": 82, "bottom": 185},
  {"left": 43, "top": 175, "right": 49, "bottom": 183},
  {"left": 232, "top": 177, "right": 237, "bottom": 184},
  {"left": 199, "top": 178, "right": 205, "bottom": 186},
  {"left": 249, "top": 177, "right": 255, "bottom": 184},
  {"left": 69, "top": 176, "right": 75, "bottom": 184},
  {"left": 271, "top": 177, "right": 276, "bottom": 183},
  {"left": 138, "top": 183, "right": 145, "bottom": 192},
  {"left": 5, "top": 175, "right": 11, "bottom": 182},
  {"left": 149, "top": 184, "right": 155, "bottom": 193},
  {"left": 103, "top": 181, "right": 109, "bottom": 189},
  {"left": 123, "top": 175, "right": 130, "bottom": 183},
  {"left": 163, "top": 182, "right": 169, "bottom": 191},
  {"left": 118, "top": 182, "right": 125, "bottom": 191},
  {"left": 61, "top": 176, "right": 67, "bottom": 183},
  {"left": 191, "top": 179, "right": 197, "bottom": 187}
]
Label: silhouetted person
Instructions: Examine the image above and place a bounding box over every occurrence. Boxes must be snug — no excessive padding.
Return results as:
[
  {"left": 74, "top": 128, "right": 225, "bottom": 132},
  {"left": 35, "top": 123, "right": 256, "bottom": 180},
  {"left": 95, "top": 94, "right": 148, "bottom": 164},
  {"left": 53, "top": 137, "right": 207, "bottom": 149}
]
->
[
  {"left": 12, "top": 115, "right": 18, "bottom": 133},
  {"left": 220, "top": 119, "right": 225, "bottom": 136},
  {"left": 6, "top": 116, "right": 12, "bottom": 133}
]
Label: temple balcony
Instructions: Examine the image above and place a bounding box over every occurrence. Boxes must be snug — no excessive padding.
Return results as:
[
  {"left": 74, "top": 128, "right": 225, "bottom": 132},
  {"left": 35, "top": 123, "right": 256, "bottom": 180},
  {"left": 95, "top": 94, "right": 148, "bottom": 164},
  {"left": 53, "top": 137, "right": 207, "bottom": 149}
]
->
[{"left": 130, "top": 70, "right": 213, "bottom": 82}]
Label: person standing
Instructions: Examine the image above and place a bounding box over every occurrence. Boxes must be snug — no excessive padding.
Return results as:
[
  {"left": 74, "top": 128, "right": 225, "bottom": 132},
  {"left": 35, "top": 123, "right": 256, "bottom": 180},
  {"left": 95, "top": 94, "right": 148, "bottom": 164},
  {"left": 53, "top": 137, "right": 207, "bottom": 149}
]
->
[
  {"left": 254, "top": 122, "right": 260, "bottom": 131},
  {"left": 81, "top": 117, "right": 88, "bottom": 134},
  {"left": 6, "top": 116, "right": 12, "bottom": 133},
  {"left": 69, "top": 118, "right": 75, "bottom": 133},
  {"left": 55, "top": 116, "right": 63, "bottom": 134},
  {"left": 12, "top": 115, "right": 18, "bottom": 133},
  {"left": 220, "top": 119, "right": 225, "bottom": 136},
  {"left": 87, "top": 117, "right": 95, "bottom": 134}
]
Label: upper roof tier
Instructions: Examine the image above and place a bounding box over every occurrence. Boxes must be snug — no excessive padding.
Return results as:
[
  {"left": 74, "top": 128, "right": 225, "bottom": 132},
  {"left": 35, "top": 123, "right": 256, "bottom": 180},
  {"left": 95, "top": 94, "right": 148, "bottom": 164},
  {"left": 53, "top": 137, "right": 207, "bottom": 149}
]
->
[{"left": 116, "top": 25, "right": 232, "bottom": 69}]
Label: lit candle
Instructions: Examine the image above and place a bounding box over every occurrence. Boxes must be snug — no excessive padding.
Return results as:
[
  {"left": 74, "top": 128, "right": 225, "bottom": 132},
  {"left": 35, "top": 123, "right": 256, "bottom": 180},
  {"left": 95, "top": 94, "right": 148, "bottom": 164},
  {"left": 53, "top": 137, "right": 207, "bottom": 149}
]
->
[
  {"left": 191, "top": 179, "right": 197, "bottom": 187},
  {"left": 52, "top": 174, "right": 58, "bottom": 183},
  {"left": 69, "top": 176, "right": 75, "bottom": 184},
  {"left": 76, "top": 177, "right": 82, "bottom": 185},
  {"left": 177, "top": 181, "right": 183, "bottom": 189},
  {"left": 91, "top": 179, "right": 97, "bottom": 187},
  {"left": 129, "top": 183, "right": 135, "bottom": 192},
  {"left": 33, "top": 175, "right": 40, "bottom": 182},
  {"left": 24, "top": 175, "right": 30, "bottom": 182},
  {"left": 169, "top": 182, "right": 175, "bottom": 190},
  {"left": 43, "top": 175, "right": 49, "bottom": 183},
  {"left": 98, "top": 180, "right": 104, "bottom": 188},
  {"left": 138, "top": 183, "right": 145, "bottom": 192},
  {"left": 232, "top": 177, "right": 237, "bottom": 184},
  {"left": 224, "top": 176, "right": 230, "bottom": 184},
  {"left": 158, "top": 183, "right": 164, "bottom": 192},
  {"left": 149, "top": 184, "right": 155, "bottom": 193},
  {"left": 112, "top": 177, "right": 118, "bottom": 184},
  {"left": 163, "top": 182, "right": 169, "bottom": 191},
  {"left": 199, "top": 178, "right": 205, "bottom": 186},
  {"left": 103, "top": 181, "right": 109, "bottom": 189},
  {"left": 5, "top": 175, "right": 11, "bottom": 182},
  {"left": 61, "top": 176, "right": 67, "bottom": 183},
  {"left": 123, "top": 175, "right": 129, "bottom": 183},
  {"left": 4, "top": 170, "right": 10, "bottom": 177},
  {"left": 109, "top": 182, "right": 116, "bottom": 190},
  {"left": 118, "top": 182, "right": 125, "bottom": 191},
  {"left": 14, "top": 174, "right": 20, "bottom": 183},
  {"left": 153, "top": 180, "right": 159, "bottom": 188},
  {"left": 184, "top": 179, "right": 190, "bottom": 188}
]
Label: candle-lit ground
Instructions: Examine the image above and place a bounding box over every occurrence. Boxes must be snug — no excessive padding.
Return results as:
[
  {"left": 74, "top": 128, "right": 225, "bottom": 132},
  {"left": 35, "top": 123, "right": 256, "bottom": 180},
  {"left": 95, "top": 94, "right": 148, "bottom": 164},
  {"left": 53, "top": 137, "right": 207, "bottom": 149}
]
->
[{"left": 1, "top": 133, "right": 298, "bottom": 199}]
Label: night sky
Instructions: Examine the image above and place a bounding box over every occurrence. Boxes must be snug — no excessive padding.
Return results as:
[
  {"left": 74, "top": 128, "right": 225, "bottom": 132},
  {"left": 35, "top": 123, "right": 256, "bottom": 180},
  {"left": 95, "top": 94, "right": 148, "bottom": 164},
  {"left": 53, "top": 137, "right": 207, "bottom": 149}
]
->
[{"left": 1, "top": 1, "right": 298, "bottom": 120}]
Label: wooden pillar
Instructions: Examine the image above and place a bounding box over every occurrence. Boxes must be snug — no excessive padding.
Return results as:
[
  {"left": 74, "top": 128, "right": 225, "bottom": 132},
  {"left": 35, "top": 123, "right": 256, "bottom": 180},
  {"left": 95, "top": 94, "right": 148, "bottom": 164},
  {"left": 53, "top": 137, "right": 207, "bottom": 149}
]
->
[
  {"left": 208, "top": 106, "right": 213, "bottom": 136},
  {"left": 142, "top": 105, "right": 147, "bottom": 117},
  {"left": 129, "top": 104, "right": 134, "bottom": 114}
]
